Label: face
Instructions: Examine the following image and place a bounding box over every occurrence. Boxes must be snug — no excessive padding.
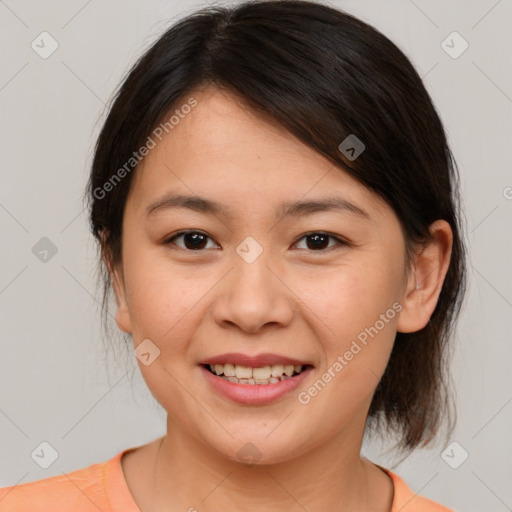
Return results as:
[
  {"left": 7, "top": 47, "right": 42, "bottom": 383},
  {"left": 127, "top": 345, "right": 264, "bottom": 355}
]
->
[{"left": 110, "top": 87, "right": 423, "bottom": 464}]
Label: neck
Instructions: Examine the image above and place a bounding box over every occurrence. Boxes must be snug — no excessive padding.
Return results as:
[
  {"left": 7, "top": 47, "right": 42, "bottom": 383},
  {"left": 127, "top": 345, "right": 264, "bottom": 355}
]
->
[{"left": 142, "top": 415, "right": 392, "bottom": 512}]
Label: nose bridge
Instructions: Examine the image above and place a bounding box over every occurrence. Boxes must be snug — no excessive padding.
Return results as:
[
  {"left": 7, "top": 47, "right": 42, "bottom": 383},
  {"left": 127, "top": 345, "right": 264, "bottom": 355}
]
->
[
  {"left": 212, "top": 236, "right": 293, "bottom": 332},
  {"left": 230, "top": 231, "right": 275, "bottom": 275},
  {"left": 231, "top": 236, "right": 277, "bottom": 301},
  {"left": 234, "top": 244, "right": 271, "bottom": 287}
]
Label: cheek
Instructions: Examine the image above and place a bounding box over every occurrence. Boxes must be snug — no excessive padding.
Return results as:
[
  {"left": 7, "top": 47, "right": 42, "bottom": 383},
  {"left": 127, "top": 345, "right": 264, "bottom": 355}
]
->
[
  {"left": 122, "top": 257, "right": 209, "bottom": 409},
  {"left": 295, "top": 269, "right": 399, "bottom": 418},
  {"left": 122, "top": 252, "right": 216, "bottom": 351},
  {"left": 295, "top": 262, "right": 400, "bottom": 353}
]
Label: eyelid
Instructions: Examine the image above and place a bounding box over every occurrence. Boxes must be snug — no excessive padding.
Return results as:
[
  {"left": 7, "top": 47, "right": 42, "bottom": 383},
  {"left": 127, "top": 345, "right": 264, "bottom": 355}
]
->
[
  {"left": 163, "top": 229, "right": 220, "bottom": 248},
  {"left": 292, "top": 231, "right": 349, "bottom": 251},
  {"left": 164, "top": 230, "right": 349, "bottom": 252}
]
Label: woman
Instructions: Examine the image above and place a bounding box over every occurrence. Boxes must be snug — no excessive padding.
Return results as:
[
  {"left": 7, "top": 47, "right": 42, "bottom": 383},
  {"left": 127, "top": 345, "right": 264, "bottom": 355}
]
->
[{"left": 0, "top": 1, "right": 466, "bottom": 510}]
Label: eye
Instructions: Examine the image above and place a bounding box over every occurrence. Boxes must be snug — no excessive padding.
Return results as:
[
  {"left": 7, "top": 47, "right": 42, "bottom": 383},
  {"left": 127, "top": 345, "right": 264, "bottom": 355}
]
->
[
  {"left": 164, "top": 230, "right": 348, "bottom": 252},
  {"left": 164, "top": 230, "right": 219, "bottom": 251},
  {"left": 293, "top": 232, "right": 347, "bottom": 251}
]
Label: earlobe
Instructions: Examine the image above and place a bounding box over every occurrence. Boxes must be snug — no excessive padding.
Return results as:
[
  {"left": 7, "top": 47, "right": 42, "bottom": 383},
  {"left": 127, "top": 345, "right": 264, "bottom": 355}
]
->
[
  {"left": 100, "top": 232, "right": 133, "bottom": 334},
  {"left": 111, "top": 266, "right": 133, "bottom": 334},
  {"left": 396, "top": 220, "right": 453, "bottom": 333}
]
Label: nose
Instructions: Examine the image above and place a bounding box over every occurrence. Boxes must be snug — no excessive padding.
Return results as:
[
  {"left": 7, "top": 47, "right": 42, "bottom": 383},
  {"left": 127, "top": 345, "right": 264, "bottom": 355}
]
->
[{"left": 211, "top": 248, "right": 294, "bottom": 334}]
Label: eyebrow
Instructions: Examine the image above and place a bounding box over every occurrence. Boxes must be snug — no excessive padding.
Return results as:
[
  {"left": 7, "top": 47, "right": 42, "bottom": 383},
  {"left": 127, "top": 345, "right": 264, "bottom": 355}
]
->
[{"left": 145, "top": 193, "right": 370, "bottom": 220}]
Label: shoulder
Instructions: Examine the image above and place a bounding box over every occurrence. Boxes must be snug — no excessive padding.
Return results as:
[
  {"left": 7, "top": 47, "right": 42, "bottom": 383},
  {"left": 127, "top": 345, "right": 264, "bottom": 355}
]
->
[
  {"left": 383, "top": 468, "right": 454, "bottom": 512},
  {"left": 0, "top": 451, "right": 123, "bottom": 512}
]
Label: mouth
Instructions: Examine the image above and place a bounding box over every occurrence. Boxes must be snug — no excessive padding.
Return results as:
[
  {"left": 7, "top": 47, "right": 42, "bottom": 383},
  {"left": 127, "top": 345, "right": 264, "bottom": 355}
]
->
[
  {"left": 200, "top": 362, "right": 314, "bottom": 405},
  {"left": 199, "top": 353, "right": 315, "bottom": 404},
  {"left": 203, "top": 363, "right": 312, "bottom": 385}
]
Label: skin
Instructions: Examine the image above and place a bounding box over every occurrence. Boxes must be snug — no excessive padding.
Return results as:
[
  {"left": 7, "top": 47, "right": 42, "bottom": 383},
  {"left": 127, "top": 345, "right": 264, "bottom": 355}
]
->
[{"left": 107, "top": 86, "right": 453, "bottom": 512}]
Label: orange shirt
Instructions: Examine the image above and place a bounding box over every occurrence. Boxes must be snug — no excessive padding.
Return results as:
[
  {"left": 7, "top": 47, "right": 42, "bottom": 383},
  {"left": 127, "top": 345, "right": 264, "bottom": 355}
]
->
[{"left": 0, "top": 448, "right": 454, "bottom": 511}]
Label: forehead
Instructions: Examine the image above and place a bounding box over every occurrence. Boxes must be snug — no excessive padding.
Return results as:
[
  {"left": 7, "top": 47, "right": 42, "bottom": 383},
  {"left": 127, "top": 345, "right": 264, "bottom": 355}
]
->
[{"left": 126, "top": 87, "right": 385, "bottom": 218}]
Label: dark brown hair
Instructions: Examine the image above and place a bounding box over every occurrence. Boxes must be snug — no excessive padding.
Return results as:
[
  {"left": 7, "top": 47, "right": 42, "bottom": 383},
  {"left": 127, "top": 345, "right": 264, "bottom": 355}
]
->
[{"left": 86, "top": 0, "right": 466, "bottom": 455}]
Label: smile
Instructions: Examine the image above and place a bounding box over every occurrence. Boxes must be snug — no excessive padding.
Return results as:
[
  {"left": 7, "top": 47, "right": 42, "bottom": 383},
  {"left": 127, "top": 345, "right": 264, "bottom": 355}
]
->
[
  {"left": 205, "top": 363, "right": 307, "bottom": 385},
  {"left": 200, "top": 363, "right": 314, "bottom": 405}
]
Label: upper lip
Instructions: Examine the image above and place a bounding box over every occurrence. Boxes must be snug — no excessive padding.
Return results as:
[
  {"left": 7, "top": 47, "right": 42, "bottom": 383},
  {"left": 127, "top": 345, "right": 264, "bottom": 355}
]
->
[{"left": 199, "top": 353, "right": 313, "bottom": 368}]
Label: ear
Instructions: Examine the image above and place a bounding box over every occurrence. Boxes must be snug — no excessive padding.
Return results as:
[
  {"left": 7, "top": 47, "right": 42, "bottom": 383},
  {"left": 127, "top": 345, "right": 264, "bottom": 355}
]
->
[
  {"left": 100, "top": 230, "right": 133, "bottom": 334},
  {"left": 396, "top": 220, "right": 453, "bottom": 333}
]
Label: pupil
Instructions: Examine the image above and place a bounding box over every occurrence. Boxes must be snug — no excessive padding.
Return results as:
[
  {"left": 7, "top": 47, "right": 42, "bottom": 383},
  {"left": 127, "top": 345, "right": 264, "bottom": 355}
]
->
[
  {"left": 182, "top": 233, "right": 329, "bottom": 250},
  {"left": 184, "top": 232, "right": 207, "bottom": 250},
  {"left": 307, "top": 234, "right": 328, "bottom": 250}
]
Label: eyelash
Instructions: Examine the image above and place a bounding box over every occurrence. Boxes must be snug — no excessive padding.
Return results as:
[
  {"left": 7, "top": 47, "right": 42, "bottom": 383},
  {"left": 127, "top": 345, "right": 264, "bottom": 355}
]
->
[{"left": 163, "top": 230, "right": 349, "bottom": 253}]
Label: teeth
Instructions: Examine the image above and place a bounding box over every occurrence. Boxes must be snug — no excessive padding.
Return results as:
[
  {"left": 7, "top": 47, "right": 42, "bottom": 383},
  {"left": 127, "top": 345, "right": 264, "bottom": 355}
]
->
[
  {"left": 283, "top": 365, "right": 294, "bottom": 376},
  {"left": 221, "top": 375, "right": 292, "bottom": 385},
  {"left": 252, "top": 366, "right": 271, "bottom": 380},
  {"left": 235, "top": 365, "right": 252, "bottom": 379},
  {"left": 207, "top": 362, "right": 307, "bottom": 384},
  {"left": 223, "top": 363, "right": 236, "bottom": 377},
  {"left": 271, "top": 364, "right": 284, "bottom": 377}
]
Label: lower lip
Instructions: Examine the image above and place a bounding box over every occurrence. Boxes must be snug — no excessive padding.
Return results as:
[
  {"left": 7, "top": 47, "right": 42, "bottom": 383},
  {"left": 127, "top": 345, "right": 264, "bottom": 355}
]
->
[{"left": 200, "top": 365, "right": 313, "bottom": 405}]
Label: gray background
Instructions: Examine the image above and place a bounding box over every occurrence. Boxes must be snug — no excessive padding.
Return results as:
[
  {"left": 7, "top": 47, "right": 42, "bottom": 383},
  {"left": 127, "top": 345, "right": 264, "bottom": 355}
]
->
[{"left": 1, "top": 1, "right": 511, "bottom": 510}]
